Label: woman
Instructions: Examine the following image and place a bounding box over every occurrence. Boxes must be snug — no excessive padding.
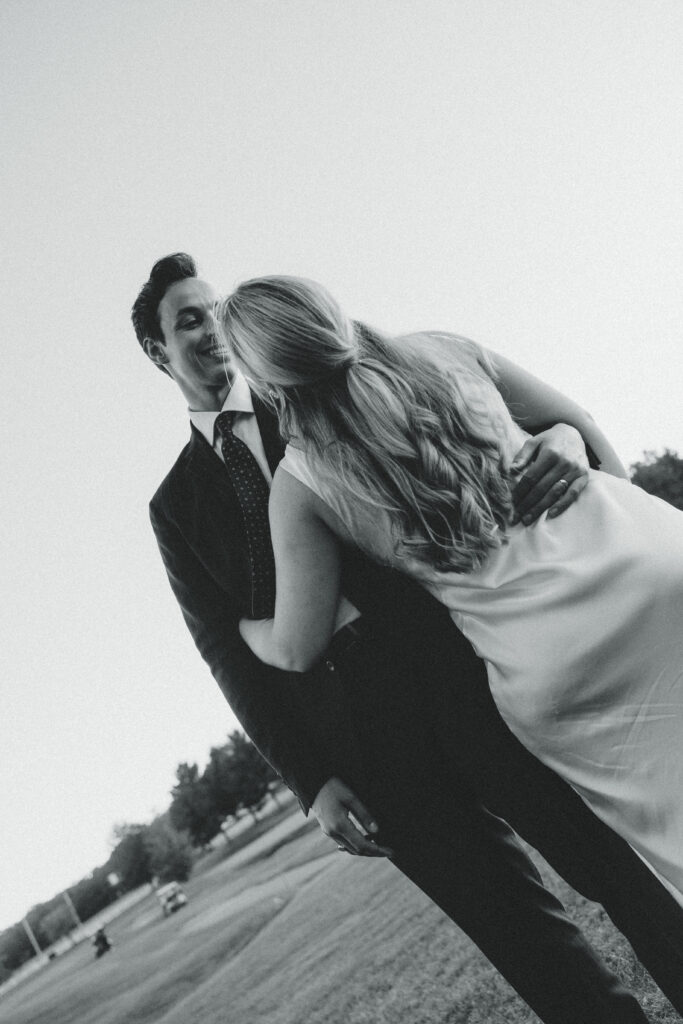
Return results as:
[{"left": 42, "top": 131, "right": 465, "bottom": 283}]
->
[{"left": 217, "top": 275, "right": 683, "bottom": 904}]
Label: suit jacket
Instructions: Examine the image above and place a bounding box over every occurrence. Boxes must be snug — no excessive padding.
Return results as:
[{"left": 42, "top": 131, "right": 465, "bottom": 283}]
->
[{"left": 149, "top": 397, "right": 489, "bottom": 810}]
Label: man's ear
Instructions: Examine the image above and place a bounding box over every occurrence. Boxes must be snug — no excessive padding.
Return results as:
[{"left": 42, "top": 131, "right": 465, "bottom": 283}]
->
[
  {"left": 142, "top": 336, "right": 169, "bottom": 367},
  {"left": 142, "top": 337, "right": 172, "bottom": 377}
]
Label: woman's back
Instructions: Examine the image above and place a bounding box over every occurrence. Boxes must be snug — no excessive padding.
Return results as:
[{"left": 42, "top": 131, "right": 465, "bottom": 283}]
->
[
  {"left": 395, "top": 329, "right": 529, "bottom": 462},
  {"left": 283, "top": 331, "right": 528, "bottom": 571}
]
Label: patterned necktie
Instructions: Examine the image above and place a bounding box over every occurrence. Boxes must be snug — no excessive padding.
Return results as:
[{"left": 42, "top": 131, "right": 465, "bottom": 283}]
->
[{"left": 214, "top": 411, "right": 276, "bottom": 619}]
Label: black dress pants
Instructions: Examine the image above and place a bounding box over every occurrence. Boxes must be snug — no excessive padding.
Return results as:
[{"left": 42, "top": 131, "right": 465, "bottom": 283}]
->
[
  {"left": 298, "top": 618, "right": 682, "bottom": 1023},
  {"left": 428, "top": 655, "right": 683, "bottom": 1015}
]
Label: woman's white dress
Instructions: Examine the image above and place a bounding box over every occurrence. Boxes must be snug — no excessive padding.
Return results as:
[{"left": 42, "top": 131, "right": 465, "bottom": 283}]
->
[{"left": 279, "top": 372, "right": 683, "bottom": 904}]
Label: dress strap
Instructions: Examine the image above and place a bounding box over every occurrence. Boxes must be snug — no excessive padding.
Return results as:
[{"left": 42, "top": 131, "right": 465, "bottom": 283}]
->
[{"left": 278, "top": 444, "right": 326, "bottom": 499}]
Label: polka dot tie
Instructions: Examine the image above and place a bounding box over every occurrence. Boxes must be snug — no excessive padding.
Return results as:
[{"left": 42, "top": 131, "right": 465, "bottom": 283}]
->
[{"left": 215, "top": 411, "right": 276, "bottom": 619}]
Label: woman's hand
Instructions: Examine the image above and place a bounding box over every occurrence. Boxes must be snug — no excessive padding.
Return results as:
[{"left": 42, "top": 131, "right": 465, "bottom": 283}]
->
[{"left": 510, "top": 424, "right": 590, "bottom": 524}]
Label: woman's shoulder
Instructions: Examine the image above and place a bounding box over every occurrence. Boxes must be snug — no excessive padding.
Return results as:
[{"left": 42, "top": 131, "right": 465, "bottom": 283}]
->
[
  {"left": 273, "top": 446, "right": 357, "bottom": 545},
  {"left": 271, "top": 451, "right": 320, "bottom": 519},
  {"left": 278, "top": 441, "right": 311, "bottom": 481},
  {"left": 395, "top": 330, "right": 493, "bottom": 377},
  {"left": 275, "top": 445, "right": 325, "bottom": 505}
]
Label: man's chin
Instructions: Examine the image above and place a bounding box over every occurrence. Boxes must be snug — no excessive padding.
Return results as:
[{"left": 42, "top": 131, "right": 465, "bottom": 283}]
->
[
  {"left": 202, "top": 351, "right": 233, "bottom": 373},
  {"left": 208, "top": 361, "right": 235, "bottom": 386}
]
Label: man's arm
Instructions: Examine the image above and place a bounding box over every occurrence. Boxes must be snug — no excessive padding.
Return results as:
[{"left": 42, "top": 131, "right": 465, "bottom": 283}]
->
[
  {"left": 489, "top": 350, "right": 628, "bottom": 479},
  {"left": 150, "top": 494, "right": 335, "bottom": 812},
  {"left": 404, "top": 331, "right": 609, "bottom": 522}
]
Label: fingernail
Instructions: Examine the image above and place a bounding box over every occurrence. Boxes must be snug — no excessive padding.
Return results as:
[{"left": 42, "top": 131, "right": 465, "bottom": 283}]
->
[
  {"left": 522, "top": 515, "right": 532, "bottom": 525},
  {"left": 368, "top": 821, "right": 378, "bottom": 833},
  {"left": 548, "top": 508, "right": 558, "bottom": 518}
]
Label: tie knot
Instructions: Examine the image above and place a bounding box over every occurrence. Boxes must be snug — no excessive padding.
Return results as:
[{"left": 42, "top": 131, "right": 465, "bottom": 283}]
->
[{"left": 214, "top": 410, "right": 237, "bottom": 441}]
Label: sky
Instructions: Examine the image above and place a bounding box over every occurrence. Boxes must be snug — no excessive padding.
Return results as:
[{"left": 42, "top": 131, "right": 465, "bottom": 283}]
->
[{"left": 1, "top": 0, "right": 682, "bottom": 933}]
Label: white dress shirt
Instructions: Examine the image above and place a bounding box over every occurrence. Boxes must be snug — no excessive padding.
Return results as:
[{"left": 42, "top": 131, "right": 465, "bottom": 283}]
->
[{"left": 189, "top": 370, "right": 272, "bottom": 483}]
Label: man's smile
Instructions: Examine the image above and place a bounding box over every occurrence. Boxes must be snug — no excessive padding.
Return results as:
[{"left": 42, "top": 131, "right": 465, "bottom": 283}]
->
[{"left": 201, "top": 343, "right": 230, "bottom": 358}]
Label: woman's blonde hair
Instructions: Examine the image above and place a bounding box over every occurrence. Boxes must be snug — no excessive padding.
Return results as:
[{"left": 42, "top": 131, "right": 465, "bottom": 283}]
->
[{"left": 217, "top": 276, "right": 513, "bottom": 573}]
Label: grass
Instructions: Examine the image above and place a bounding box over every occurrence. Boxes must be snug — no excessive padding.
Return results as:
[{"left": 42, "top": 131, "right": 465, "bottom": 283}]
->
[
  {"left": 191, "top": 795, "right": 302, "bottom": 879},
  {"left": 1, "top": 805, "right": 679, "bottom": 1024}
]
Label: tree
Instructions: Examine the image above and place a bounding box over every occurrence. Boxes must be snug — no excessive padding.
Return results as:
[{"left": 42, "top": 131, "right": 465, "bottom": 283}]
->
[
  {"left": 143, "top": 817, "right": 194, "bottom": 883},
  {"left": 68, "top": 867, "right": 118, "bottom": 922},
  {"left": 630, "top": 449, "right": 683, "bottom": 509},
  {"left": 227, "top": 731, "right": 278, "bottom": 823},
  {"left": 0, "top": 922, "right": 35, "bottom": 975},
  {"left": 107, "top": 823, "right": 153, "bottom": 891},
  {"left": 170, "top": 762, "right": 223, "bottom": 848},
  {"left": 203, "top": 744, "right": 241, "bottom": 820}
]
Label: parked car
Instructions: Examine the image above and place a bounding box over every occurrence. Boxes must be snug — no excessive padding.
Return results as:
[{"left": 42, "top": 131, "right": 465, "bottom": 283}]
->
[{"left": 156, "top": 881, "right": 188, "bottom": 917}]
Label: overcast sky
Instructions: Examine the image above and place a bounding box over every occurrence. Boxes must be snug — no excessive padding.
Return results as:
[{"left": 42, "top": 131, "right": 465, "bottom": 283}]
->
[{"left": 1, "top": 0, "right": 681, "bottom": 933}]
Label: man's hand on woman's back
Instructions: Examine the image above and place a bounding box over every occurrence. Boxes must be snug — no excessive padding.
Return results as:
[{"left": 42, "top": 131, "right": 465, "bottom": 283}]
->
[{"left": 510, "top": 424, "right": 590, "bottom": 524}]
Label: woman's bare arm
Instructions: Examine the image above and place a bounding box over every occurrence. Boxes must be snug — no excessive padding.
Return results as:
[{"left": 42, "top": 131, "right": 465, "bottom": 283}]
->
[
  {"left": 238, "top": 467, "right": 343, "bottom": 673},
  {"left": 488, "top": 350, "right": 628, "bottom": 479}
]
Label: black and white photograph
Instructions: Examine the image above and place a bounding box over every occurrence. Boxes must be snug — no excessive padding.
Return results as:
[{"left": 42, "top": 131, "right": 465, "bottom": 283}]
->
[{"left": 1, "top": 2, "right": 682, "bottom": 1022}]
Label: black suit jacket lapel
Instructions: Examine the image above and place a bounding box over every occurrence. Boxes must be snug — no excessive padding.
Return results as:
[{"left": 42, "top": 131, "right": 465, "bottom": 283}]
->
[{"left": 186, "top": 423, "right": 238, "bottom": 503}]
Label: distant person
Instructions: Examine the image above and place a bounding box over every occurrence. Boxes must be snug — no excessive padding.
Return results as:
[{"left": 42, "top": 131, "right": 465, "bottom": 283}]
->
[
  {"left": 132, "top": 254, "right": 683, "bottom": 1024},
  {"left": 92, "top": 928, "right": 111, "bottom": 958}
]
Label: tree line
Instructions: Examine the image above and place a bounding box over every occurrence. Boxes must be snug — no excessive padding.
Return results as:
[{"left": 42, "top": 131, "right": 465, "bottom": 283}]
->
[
  {"left": 2, "top": 450, "right": 681, "bottom": 981},
  {"left": 0, "top": 730, "right": 277, "bottom": 980}
]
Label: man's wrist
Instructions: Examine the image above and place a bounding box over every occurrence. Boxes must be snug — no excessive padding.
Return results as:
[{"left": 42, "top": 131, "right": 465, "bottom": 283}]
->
[{"left": 297, "top": 768, "right": 338, "bottom": 816}]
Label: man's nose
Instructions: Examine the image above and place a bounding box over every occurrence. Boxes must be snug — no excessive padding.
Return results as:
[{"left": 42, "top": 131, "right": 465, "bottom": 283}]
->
[{"left": 205, "top": 311, "right": 219, "bottom": 340}]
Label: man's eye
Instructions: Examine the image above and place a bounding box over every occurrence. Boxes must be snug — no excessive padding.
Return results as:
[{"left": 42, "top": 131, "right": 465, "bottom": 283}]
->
[{"left": 181, "top": 317, "right": 199, "bottom": 329}]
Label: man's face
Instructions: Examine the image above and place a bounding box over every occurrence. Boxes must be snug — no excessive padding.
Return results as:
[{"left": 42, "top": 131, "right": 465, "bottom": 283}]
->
[{"left": 155, "top": 278, "right": 235, "bottom": 402}]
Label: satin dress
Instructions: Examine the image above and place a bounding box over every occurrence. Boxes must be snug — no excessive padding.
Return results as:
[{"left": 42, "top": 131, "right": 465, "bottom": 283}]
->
[{"left": 280, "top": 370, "right": 683, "bottom": 904}]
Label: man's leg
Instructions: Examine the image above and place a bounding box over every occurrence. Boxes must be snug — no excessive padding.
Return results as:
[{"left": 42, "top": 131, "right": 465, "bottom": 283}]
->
[
  {"left": 377, "top": 795, "right": 648, "bottom": 1024},
  {"left": 314, "top": 632, "right": 648, "bottom": 1024},
  {"left": 432, "top": 671, "right": 683, "bottom": 1014}
]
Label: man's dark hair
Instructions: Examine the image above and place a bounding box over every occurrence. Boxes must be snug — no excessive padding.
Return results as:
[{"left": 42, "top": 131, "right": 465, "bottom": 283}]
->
[{"left": 131, "top": 252, "right": 197, "bottom": 349}]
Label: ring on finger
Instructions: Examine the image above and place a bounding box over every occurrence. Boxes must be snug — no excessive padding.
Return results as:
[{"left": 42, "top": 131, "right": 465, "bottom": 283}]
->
[
  {"left": 336, "top": 844, "right": 347, "bottom": 852},
  {"left": 557, "top": 478, "right": 569, "bottom": 491}
]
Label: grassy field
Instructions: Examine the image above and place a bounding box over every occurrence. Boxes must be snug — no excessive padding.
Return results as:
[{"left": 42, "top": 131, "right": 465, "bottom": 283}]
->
[{"left": 1, "top": 806, "right": 679, "bottom": 1024}]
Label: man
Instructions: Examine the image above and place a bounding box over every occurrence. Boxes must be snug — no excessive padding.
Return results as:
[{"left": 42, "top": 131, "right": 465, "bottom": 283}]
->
[{"left": 133, "top": 253, "right": 682, "bottom": 1023}]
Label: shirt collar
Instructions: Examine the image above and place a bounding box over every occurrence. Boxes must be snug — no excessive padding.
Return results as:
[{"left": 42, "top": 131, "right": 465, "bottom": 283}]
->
[{"left": 189, "top": 370, "right": 255, "bottom": 447}]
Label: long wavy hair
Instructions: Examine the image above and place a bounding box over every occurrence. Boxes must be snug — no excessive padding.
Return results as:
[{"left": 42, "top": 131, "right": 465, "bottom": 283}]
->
[{"left": 217, "top": 276, "right": 513, "bottom": 573}]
